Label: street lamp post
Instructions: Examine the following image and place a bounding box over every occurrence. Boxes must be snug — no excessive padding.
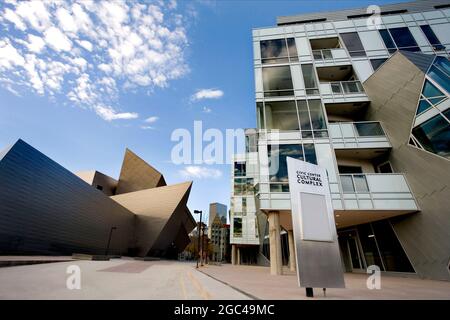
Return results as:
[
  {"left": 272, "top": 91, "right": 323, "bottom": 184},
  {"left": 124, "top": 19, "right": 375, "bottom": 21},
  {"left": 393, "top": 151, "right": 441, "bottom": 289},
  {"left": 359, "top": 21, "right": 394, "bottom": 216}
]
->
[
  {"left": 194, "top": 210, "right": 202, "bottom": 268},
  {"left": 105, "top": 226, "right": 117, "bottom": 256}
]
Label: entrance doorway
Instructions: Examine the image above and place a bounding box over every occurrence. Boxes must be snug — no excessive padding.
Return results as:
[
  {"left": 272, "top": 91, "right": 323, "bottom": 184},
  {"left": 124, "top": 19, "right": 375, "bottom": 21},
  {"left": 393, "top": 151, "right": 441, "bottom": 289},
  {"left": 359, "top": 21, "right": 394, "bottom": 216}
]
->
[
  {"left": 339, "top": 229, "right": 365, "bottom": 272},
  {"left": 338, "top": 220, "right": 415, "bottom": 273}
]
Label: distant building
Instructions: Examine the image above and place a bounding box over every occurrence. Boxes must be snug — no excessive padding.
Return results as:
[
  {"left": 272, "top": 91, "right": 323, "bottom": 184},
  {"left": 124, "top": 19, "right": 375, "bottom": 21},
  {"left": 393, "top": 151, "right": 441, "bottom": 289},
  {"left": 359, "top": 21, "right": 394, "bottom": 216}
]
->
[
  {"left": 0, "top": 139, "right": 196, "bottom": 258},
  {"left": 209, "top": 215, "right": 230, "bottom": 262},
  {"left": 208, "top": 203, "right": 227, "bottom": 239}
]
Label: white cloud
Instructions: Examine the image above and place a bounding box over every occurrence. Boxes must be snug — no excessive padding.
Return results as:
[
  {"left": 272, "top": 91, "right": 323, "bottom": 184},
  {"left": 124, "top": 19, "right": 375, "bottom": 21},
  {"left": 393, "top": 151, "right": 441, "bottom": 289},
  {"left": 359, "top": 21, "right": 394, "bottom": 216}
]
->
[
  {"left": 3, "top": 8, "right": 26, "bottom": 31},
  {"left": 56, "top": 7, "right": 78, "bottom": 33},
  {"left": 26, "top": 34, "right": 45, "bottom": 53},
  {"left": 144, "top": 116, "right": 159, "bottom": 123},
  {"left": 77, "top": 40, "right": 93, "bottom": 52},
  {"left": 0, "top": 0, "right": 190, "bottom": 121},
  {"left": 191, "top": 88, "right": 224, "bottom": 101},
  {"left": 94, "top": 105, "right": 138, "bottom": 121},
  {"left": 44, "top": 27, "right": 72, "bottom": 52},
  {"left": 202, "top": 106, "right": 212, "bottom": 113},
  {"left": 15, "top": 1, "right": 51, "bottom": 32},
  {"left": 0, "top": 39, "right": 25, "bottom": 69},
  {"left": 179, "top": 166, "right": 222, "bottom": 179}
]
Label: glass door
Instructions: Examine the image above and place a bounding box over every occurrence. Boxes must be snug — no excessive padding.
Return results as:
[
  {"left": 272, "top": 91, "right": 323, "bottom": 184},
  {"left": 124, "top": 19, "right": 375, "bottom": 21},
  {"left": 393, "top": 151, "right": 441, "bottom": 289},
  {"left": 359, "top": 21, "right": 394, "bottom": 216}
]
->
[{"left": 344, "top": 230, "right": 366, "bottom": 272}]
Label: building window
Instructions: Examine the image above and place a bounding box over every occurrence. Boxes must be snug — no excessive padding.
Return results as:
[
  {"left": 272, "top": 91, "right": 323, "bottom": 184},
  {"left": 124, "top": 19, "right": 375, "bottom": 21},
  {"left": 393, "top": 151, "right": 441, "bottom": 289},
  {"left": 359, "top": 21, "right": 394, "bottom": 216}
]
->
[
  {"left": 96, "top": 185, "right": 103, "bottom": 191},
  {"left": 420, "top": 25, "right": 445, "bottom": 51},
  {"left": 377, "top": 162, "right": 393, "bottom": 173},
  {"left": 301, "top": 64, "right": 319, "bottom": 95},
  {"left": 412, "top": 110, "right": 450, "bottom": 159},
  {"left": 262, "top": 66, "right": 294, "bottom": 97},
  {"left": 264, "top": 100, "right": 299, "bottom": 130},
  {"left": 379, "top": 29, "right": 397, "bottom": 53},
  {"left": 297, "top": 100, "right": 327, "bottom": 138},
  {"left": 417, "top": 80, "right": 447, "bottom": 115},
  {"left": 260, "top": 38, "right": 298, "bottom": 64},
  {"left": 234, "top": 177, "right": 254, "bottom": 195},
  {"left": 379, "top": 28, "right": 420, "bottom": 52},
  {"left": 233, "top": 218, "right": 242, "bottom": 237},
  {"left": 268, "top": 144, "right": 317, "bottom": 183},
  {"left": 234, "top": 161, "right": 246, "bottom": 177},
  {"left": 354, "top": 122, "right": 385, "bottom": 136},
  {"left": 242, "top": 198, "right": 247, "bottom": 212},
  {"left": 370, "top": 58, "right": 387, "bottom": 71},
  {"left": 340, "top": 32, "right": 366, "bottom": 57},
  {"left": 428, "top": 57, "right": 450, "bottom": 94}
]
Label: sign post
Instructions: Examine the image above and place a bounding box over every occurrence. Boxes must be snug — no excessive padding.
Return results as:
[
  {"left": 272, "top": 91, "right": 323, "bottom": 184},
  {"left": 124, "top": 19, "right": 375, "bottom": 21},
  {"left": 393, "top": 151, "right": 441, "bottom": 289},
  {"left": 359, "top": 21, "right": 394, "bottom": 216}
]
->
[{"left": 286, "top": 157, "right": 345, "bottom": 296}]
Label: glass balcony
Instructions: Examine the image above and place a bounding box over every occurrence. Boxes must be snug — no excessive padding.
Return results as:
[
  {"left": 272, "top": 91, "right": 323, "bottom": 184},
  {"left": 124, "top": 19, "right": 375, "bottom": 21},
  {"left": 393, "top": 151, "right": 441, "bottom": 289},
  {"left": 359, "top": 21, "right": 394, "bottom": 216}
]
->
[
  {"left": 329, "top": 121, "right": 391, "bottom": 152},
  {"left": 330, "top": 81, "right": 365, "bottom": 94},
  {"left": 312, "top": 48, "right": 350, "bottom": 64},
  {"left": 338, "top": 173, "right": 418, "bottom": 211}
]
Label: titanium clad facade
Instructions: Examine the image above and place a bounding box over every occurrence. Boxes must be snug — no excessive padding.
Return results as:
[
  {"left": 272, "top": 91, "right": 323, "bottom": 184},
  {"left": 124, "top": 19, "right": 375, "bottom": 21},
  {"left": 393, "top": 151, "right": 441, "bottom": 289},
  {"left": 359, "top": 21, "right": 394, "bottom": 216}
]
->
[
  {"left": 0, "top": 139, "right": 135, "bottom": 256},
  {"left": 0, "top": 139, "right": 195, "bottom": 258}
]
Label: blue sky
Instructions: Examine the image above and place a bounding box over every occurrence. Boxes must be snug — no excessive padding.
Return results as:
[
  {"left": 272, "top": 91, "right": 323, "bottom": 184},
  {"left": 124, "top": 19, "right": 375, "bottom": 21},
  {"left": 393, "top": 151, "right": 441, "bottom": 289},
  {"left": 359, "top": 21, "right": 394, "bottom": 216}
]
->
[{"left": 0, "top": 0, "right": 407, "bottom": 222}]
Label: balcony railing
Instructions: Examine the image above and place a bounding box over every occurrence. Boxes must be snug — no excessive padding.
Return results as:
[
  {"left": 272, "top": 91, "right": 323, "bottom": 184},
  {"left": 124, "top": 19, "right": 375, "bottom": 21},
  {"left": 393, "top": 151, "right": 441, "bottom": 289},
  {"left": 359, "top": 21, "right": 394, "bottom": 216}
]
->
[
  {"left": 312, "top": 48, "right": 349, "bottom": 63},
  {"left": 338, "top": 173, "right": 418, "bottom": 211},
  {"left": 329, "top": 121, "right": 391, "bottom": 150},
  {"left": 330, "top": 81, "right": 364, "bottom": 94}
]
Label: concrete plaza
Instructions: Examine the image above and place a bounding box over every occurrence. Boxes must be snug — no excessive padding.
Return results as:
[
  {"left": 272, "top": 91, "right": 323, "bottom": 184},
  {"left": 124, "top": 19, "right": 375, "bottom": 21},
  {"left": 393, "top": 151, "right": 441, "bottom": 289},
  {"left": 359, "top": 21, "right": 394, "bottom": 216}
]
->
[
  {"left": 0, "top": 258, "right": 449, "bottom": 299},
  {"left": 199, "top": 264, "right": 450, "bottom": 300},
  {"left": 0, "top": 258, "right": 249, "bottom": 300}
]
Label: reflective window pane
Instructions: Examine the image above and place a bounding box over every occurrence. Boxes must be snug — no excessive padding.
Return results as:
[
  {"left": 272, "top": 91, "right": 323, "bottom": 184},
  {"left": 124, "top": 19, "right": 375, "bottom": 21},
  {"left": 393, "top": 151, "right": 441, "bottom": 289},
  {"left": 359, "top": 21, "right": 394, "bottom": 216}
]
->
[
  {"left": 260, "top": 39, "right": 289, "bottom": 64},
  {"left": 355, "top": 122, "right": 385, "bottom": 136},
  {"left": 428, "top": 66, "right": 450, "bottom": 94},
  {"left": 233, "top": 218, "right": 242, "bottom": 237},
  {"left": 422, "top": 80, "right": 443, "bottom": 98},
  {"left": 234, "top": 161, "right": 246, "bottom": 176},
  {"left": 389, "top": 27, "right": 420, "bottom": 51},
  {"left": 297, "top": 100, "right": 312, "bottom": 131},
  {"left": 264, "top": 101, "right": 299, "bottom": 130},
  {"left": 353, "top": 175, "right": 369, "bottom": 192},
  {"left": 268, "top": 144, "right": 303, "bottom": 182},
  {"left": 301, "top": 64, "right": 318, "bottom": 90},
  {"left": 287, "top": 38, "right": 298, "bottom": 61},
  {"left": 416, "top": 99, "right": 432, "bottom": 115},
  {"left": 262, "top": 66, "right": 294, "bottom": 97},
  {"left": 303, "top": 143, "right": 317, "bottom": 165},
  {"left": 340, "top": 32, "right": 366, "bottom": 57},
  {"left": 340, "top": 175, "right": 355, "bottom": 193},
  {"left": 257, "top": 102, "right": 265, "bottom": 129},
  {"left": 371, "top": 220, "right": 414, "bottom": 272},
  {"left": 370, "top": 58, "right": 387, "bottom": 71},
  {"left": 434, "top": 56, "right": 450, "bottom": 77},
  {"left": 412, "top": 113, "right": 450, "bottom": 159},
  {"left": 308, "top": 100, "right": 327, "bottom": 130},
  {"left": 420, "top": 25, "right": 445, "bottom": 50},
  {"left": 357, "top": 224, "right": 384, "bottom": 271},
  {"left": 379, "top": 29, "right": 396, "bottom": 52}
]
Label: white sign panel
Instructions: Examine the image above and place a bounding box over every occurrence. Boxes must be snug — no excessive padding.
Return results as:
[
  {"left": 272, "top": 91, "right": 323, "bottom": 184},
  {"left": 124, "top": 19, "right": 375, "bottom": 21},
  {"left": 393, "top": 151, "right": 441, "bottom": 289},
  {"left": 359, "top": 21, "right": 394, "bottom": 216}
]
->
[{"left": 287, "top": 157, "right": 345, "bottom": 289}]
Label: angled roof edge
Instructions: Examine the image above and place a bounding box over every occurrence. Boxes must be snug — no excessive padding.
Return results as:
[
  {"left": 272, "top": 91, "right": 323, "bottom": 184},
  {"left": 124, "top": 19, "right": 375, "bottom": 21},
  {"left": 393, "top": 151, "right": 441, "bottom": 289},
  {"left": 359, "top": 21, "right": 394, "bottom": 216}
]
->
[
  {"left": 398, "top": 50, "right": 436, "bottom": 74},
  {"left": 0, "top": 139, "right": 22, "bottom": 162}
]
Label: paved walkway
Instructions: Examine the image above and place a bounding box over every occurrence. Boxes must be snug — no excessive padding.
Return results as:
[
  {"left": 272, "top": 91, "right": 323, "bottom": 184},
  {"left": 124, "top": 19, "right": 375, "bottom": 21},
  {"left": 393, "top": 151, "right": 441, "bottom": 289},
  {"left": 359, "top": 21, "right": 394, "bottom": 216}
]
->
[
  {"left": 199, "top": 264, "right": 450, "bottom": 300},
  {"left": 0, "top": 259, "right": 250, "bottom": 300}
]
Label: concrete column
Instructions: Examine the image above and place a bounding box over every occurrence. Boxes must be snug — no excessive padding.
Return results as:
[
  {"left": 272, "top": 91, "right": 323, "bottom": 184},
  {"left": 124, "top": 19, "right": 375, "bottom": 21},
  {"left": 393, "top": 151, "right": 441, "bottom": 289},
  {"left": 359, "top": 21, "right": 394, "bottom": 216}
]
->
[
  {"left": 237, "top": 247, "right": 241, "bottom": 265},
  {"left": 288, "top": 230, "right": 296, "bottom": 272},
  {"left": 231, "top": 244, "right": 236, "bottom": 265},
  {"left": 268, "top": 211, "right": 282, "bottom": 275}
]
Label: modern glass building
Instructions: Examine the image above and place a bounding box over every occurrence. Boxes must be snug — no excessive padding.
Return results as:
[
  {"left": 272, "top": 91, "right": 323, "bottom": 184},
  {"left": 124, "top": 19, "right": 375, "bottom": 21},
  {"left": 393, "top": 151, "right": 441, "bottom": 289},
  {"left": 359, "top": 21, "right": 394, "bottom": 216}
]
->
[{"left": 230, "top": 0, "right": 450, "bottom": 280}]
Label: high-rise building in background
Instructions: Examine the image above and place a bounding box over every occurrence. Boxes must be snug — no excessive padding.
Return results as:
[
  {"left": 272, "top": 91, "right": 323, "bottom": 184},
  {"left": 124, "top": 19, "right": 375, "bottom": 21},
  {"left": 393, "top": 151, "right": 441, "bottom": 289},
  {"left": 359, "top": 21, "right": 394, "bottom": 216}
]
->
[
  {"left": 230, "top": 0, "right": 450, "bottom": 280},
  {"left": 208, "top": 203, "right": 228, "bottom": 238}
]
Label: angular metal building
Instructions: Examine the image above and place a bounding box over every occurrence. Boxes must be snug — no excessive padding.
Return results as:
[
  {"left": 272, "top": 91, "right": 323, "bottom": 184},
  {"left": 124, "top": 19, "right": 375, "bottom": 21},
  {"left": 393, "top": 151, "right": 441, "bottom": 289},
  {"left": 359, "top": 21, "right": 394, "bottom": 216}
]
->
[{"left": 0, "top": 139, "right": 195, "bottom": 258}]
